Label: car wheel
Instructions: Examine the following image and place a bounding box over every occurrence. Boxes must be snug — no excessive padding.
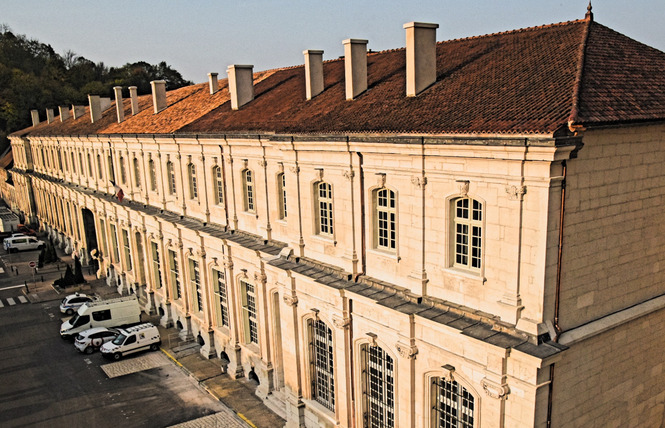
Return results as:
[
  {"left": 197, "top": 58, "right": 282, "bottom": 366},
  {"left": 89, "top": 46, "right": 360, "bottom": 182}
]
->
[
  {"left": 65, "top": 308, "right": 74, "bottom": 315},
  {"left": 113, "top": 353, "right": 121, "bottom": 361},
  {"left": 150, "top": 343, "right": 159, "bottom": 352},
  {"left": 84, "top": 346, "right": 93, "bottom": 354}
]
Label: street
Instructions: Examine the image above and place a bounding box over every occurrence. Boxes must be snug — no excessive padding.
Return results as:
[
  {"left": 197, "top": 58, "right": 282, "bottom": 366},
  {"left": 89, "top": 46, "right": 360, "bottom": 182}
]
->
[{"left": 0, "top": 293, "right": 236, "bottom": 427}]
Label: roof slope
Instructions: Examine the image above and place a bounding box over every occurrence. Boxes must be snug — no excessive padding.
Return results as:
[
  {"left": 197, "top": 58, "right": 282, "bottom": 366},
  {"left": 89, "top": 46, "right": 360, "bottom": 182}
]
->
[{"left": 11, "top": 16, "right": 665, "bottom": 138}]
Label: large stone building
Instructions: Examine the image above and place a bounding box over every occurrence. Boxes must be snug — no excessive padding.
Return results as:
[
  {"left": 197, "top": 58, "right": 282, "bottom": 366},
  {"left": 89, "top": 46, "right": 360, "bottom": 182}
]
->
[{"left": 8, "top": 8, "right": 665, "bottom": 428}]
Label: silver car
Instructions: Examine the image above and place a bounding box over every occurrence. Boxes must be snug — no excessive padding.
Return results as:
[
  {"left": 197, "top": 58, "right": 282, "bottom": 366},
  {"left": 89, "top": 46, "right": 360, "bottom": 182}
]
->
[{"left": 74, "top": 327, "right": 119, "bottom": 354}]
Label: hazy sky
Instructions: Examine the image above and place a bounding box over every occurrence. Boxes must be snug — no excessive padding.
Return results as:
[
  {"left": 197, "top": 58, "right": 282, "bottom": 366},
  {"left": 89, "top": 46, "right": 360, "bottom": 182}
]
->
[{"left": 3, "top": 1, "right": 664, "bottom": 83}]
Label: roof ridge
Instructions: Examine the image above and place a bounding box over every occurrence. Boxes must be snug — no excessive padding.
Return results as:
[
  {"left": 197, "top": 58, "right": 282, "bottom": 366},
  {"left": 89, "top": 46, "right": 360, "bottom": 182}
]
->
[
  {"left": 567, "top": 18, "right": 594, "bottom": 131},
  {"left": 439, "top": 18, "right": 587, "bottom": 45}
]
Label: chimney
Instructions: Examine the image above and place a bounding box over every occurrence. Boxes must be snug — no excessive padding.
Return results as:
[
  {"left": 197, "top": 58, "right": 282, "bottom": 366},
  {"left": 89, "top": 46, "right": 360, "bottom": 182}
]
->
[
  {"left": 227, "top": 65, "right": 254, "bottom": 110},
  {"left": 59, "top": 106, "right": 71, "bottom": 122},
  {"left": 343, "top": 39, "right": 368, "bottom": 100},
  {"left": 129, "top": 86, "right": 139, "bottom": 115},
  {"left": 30, "top": 110, "right": 40, "bottom": 127},
  {"left": 72, "top": 105, "right": 86, "bottom": 120},
  {"left": 88, "top": 95, "right": 102, "bottom": 123},
  {"left": 208, "top": 72, "right": 219, "bottom": 94},
  {"left": 404, "top": 22, "right": 439, "bottom": 96},
  {"left": 151, "top": 80, "right": 167, "bottom": 113},
  {"left": 46, "top": 108, "right": 55, "bottom": 124},
  {"left": 303, "top": 50, "right": 324, "bottom": 100},
  {"left": 114, "top": 86, "right": 124, "bottom": 123},
  {"left": 100, "top": 97, "right": 112, "bottom": 111}
]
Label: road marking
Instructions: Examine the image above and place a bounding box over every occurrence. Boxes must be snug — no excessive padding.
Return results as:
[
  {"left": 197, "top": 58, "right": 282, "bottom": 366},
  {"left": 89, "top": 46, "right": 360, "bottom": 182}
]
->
[
  {"left": 7, "top": 297, "right": 15, "bottom": 306},
  {"left": 84, "top": 358, "right": 92, "bottom": 365},
  {"left": 0, "top": 300, "right": 3, "bottom": 308},
  {"left": 0, "top": 284, "right": 27, "bottom": 291},
  {"left": 17, "top": 295, "right": 27, "bottom": 303},
  {"left": 47, "top": 313, "right": 54, "bottom": 319}
]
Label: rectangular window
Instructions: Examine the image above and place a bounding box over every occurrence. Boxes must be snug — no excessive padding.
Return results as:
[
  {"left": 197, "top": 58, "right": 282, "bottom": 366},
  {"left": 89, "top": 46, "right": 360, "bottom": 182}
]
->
[
  {"left": 151, "top": 242, "right": 162, "bottom": 289},
  {"left": 241, "top": 280, "right": 258, "bottom": 344},
  {"left": 213, "top": 269, "right": 229, "bottom": 327},
  {"left": 189, "top": 164, "right": 198, "bottom": 199},
  {"left": 149, "top": 159, "right": 157, "bottom": 191},
  {"left": 110, "top": 224, "right": 120, "bottom": 263},
  {"left": 189, "top": 259, "right": 202, "bottom": 311},
  {"left": 244, "top": 170, "right": 255, "bottom": 212},
  {"left": 99, "top": 219, "right": 108, "bottom": 259},
  {"left": 92, "top": 309, "right": 112, "bottom": 322},
  {"left": 168, "top": 162, "right": 177, "bottom": 195},
  {"left": 214, "top": 166, "right": 224, "bottom": 205},
  {"left": 122, "top": 229, "right": 133, "bottom": 271},
  {"left": 169, "top": 250, "right": 181, "bottom": 299},
  {"left": 453, "top": 198, "right": 483, "bottom": 271},
  {"left": 317, "top": 182, "right": 334, "bottom": 236},
  {"left": 278, "top": 173, "right": 287, "bottom": 219}
]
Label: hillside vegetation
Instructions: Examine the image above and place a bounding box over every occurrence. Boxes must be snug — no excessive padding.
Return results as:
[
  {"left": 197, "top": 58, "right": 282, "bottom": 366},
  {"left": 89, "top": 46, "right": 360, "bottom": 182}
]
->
[{"left": 0, "top": 25, "right": 192, "bottom": 153}]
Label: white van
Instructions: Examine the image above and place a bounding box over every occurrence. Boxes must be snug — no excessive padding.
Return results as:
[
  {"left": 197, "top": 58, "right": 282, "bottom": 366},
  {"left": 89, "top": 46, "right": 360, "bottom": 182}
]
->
[
  {"left": 60, "top": 296, "right": 141, "bottom": 339},
  {"left": 4, "top": 236, "right": 45, "bottom": 252},
  {"left": 101, "top": 323, "right": 161, "bottom": 360}
]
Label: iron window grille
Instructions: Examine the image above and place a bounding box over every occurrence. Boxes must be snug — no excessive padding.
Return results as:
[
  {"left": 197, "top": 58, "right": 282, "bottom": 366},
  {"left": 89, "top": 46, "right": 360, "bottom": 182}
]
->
[
  {"left": 169, "top": 249, "right": 181, "bottom": 299},
  {"left": 309, "top": 319, "right": 335, "bottom": 411},
  {"left": 431, "top": 377, "right": 475, "bottom": 428},
  {"left": 213, "top": 269, "right": 229, "bottom": 327},
  {"left": 361, "top": 344, "right": 395, "bottom": 428},
  {"left": 241, "top": 280, "right": 258, "bottom": 344}
]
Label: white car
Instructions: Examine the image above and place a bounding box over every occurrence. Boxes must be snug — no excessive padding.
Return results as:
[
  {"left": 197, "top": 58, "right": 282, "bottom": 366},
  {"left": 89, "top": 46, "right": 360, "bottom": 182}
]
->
[
  {"left": 74, "top": 327, "right": 119, "bottom": 354},
  {"left": 101, "top": 323, "right": 161, "bottom": 360},
  {"left": 59, "top": 293, "right": 94, "bottom": 315},
  {"left": 3, "top": 236, "right": 45, "bottom": 252}
]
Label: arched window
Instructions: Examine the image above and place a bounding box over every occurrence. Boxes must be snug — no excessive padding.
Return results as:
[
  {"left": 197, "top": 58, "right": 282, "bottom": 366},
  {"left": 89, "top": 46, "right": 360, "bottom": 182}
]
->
[
  {"left": 119, "top": 155, "right": 127, "bottom": 184},
  {"left": 96, "top": 154, "right": 103, "bottom": 180},
  {"left": 166, "top": 161, "right": 177, "bottom": 195},
  {"left": 277, "top": 173, "right": 287, "bottom": 219},
  {"left": 361, "top": 344, "right": 394, "bottom": 427},
  {"left": 316, "top": 182, "right": 333, "bottom": 236},
  {"left": 452, "top": 197, "right": 483, "bottom": 271},
  {"left": 431, "top": 377, "right": 475, "bottom": 428},
  {"left": 213, "top": 166, "right": 224, "bottom": 205},
  {"left": 149, "top": 159, "right": 157, "bottom": 191},
  {"left": 375, "top": 188, "right": 396, "bottom": 251},
  {"left": 240, "top": 279, "right": 258, "bottom": 344},
  {"left": 243, "top": 169, "right": 255, "bottom": 212},
  {"left": 188, "top": 163, "right": 198, "bottom": 199},
  {"left": 133, "top": 157, "right": 141, "bottom": 188},
  {"left": 309, "top": 319, "right": 334, "bottom": 411}
]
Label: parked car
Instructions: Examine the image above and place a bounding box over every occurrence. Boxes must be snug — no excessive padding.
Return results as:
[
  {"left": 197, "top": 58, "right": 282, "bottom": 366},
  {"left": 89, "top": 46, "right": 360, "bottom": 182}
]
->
[
  {"left": 101, "top": 323, "right": 161, "bottom": 360},
  {"left": 3, "top": 235, "right": 45, "bottom": 252},
  {"left": 60, "top": 296, "right": 141, "bottom": 339},
  {"left": 74, "top": 327, "right": 119, "bottom": 354},
  {"left": 59, "top": 293, "right": 94, "bottom": 315}
]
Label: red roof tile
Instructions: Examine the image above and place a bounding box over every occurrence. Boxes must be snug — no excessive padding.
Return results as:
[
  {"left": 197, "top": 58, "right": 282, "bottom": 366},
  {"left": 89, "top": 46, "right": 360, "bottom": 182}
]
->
[{"left": 12, "top": 17, "right": 665, "bottom": 139}]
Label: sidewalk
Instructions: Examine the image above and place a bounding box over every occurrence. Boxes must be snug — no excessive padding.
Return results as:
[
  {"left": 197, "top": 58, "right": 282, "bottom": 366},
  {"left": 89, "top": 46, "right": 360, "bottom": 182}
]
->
[{"left": 11, "top": 241, "right": 285, "bottom": 428}]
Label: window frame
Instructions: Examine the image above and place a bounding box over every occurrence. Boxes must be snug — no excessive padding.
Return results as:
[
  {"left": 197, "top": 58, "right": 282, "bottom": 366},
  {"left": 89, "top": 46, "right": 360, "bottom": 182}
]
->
[
  {"left": 149, "top": 159, "right": 157, "bottom": 191},
  {"left": 278, "top": 172, "right": 287, "bottom": 220},
  {"left": 242, "top": 169, "right": 255, "bottom": 213},
  {"left": 167, "top": 161, "right": 177, "bottom": 195},
  {"left": 189, "top": 258, "right": 203, "bottom": 312},
  {"left": 451, "top": 197, "right": 483, "bottom": 273},
  {"left": 315, "top": 181, "right": 334, "bottom": 237},
  {"left": 360, "top": 343, "right": 395, "bottom": 428},
  {"left": 374, "top": 187, "right": 397, "bottom": 252},
  {"left": 213, "top": 269, "right": 229, "bottom": 327},
  {"left": 309, "top": 318, "right": 335, "bottom": 412},
  {"left": 151, "top": 242, "right": 162, "bottom": 289},
  {"left": 429, "top": 376, "right": 476, "bottom": 428},
  {"left": 121, "top": 229, "right": 133, "bottom": 271},
  {"left": 213, "top": 166, "right": 224, "bottom": 205},
  {"left": 240, "top": 279, "right": 258, "bottom": 344},
  {"left": 133, "top": 157, "right": 141, "bottom": 188},
  {"left": 188, "top": 163, "right": 198, "bottom": 200},
  {"left": 168, "top": 249, "right": 182, "bottom": 300}
]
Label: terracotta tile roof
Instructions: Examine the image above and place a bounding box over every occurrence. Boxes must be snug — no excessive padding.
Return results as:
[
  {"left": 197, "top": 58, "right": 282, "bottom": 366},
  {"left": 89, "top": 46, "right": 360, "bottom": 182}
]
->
[{"left": 12, "top": 17, "right": 665, "bottom": 139}]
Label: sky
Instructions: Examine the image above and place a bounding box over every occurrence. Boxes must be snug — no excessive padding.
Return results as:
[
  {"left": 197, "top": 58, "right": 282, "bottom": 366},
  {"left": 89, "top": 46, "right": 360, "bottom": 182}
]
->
[{"left": 2, "top": 1, "right": 664, "bottom": 84}]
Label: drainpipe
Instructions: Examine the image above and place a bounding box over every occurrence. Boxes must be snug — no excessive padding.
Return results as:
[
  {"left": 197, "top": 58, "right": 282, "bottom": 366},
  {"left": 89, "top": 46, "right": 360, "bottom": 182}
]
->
[{"left": 547, "top": 159, "right": 567, "bottom": 428}]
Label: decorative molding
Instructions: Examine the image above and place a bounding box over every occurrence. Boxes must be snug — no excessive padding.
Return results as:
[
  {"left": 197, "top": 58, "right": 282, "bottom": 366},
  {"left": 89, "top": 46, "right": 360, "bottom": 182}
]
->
[
  {"left": 258, "top": 160, "right": 267, "bottom": 167},
  {"left": 505, "top": 185, "right": 527, "bottom": 201},
  {"left": 277, "top": 162, "right": 284, "bottom": 173},
  {"left": 411, "top": 176, "right": 427, "bottom": 188},
  {"left": 283, "top": 293, "right": 298, "bottom": 307},
  {"left": 226, "top": 156, "right": 233, "bottom": 165},
  {"left": 223, "top": 260, "right": 234, "bottom": 270},
  {"left": 343, "top": 169, "right": 355, "bottom": 181},
  {"left": 367, "top": 332, "right": 378, "bottom": 346},
  {"left": 289, "top": 165, "right": 300, "bottom": 174},
  {"left": 196, "top": 249, "right": 206, "bottom": 258},
  {"left": 332, "top": 315, "right": 350, "bottom": 330},
  {"left": 197, "top": 155, "right": 204, "bottom": 162},
  {"left": 441, "top": 364, "right": 455, "bottom": 382},
  {"left": 375, "top": 173, "right": 386, "bottom": 188},
  {"left": 481, "top": 378, "right": 510, "bottom": 399},
  {"left": 212, "top": 156, "right": 218, "bottom": 165},
  {"left": 456, "top": 180, "right": 470, "bottom": 196},
  {"left": 175, "top": 153, "right": 181, "bottom": 160},
  {"left": 241, "top": 159, "right": 248, "bottom": 169},
  {"left": 315, "top": 168, "right": 324, "bottom": 181},
  {"left": 254, "top": 271, "right": 267, "bottom": 284},
  {"left": 395, "top": 342, "right": 418, "bottom": 359}
]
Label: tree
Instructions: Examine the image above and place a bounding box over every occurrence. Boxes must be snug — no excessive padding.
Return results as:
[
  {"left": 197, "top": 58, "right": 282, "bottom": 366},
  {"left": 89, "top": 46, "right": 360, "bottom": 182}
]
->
[{"left": 73, "top": 255, "right": 85, "bottom": 284}]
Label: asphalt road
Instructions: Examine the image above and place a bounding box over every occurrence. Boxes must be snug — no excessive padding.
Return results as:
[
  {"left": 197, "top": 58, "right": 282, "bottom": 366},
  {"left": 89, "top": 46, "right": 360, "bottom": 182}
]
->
[{"left": 0, "top": 299, "right": 229, "bottom": 428}]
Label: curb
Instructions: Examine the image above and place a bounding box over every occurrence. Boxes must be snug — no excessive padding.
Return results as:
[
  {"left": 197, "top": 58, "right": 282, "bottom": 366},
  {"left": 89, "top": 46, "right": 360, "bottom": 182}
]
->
[{"left": 160, "top": 348, "right": 258, "bottom": 428}]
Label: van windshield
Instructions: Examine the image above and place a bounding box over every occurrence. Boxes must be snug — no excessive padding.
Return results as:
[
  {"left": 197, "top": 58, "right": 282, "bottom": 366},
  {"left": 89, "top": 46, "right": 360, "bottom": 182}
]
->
[
  {"left": 112, "top": 333, "right": 127, "bottom": 346},
  {"left": 70, "top": 314, "right": 90, "bottom": 327}
]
